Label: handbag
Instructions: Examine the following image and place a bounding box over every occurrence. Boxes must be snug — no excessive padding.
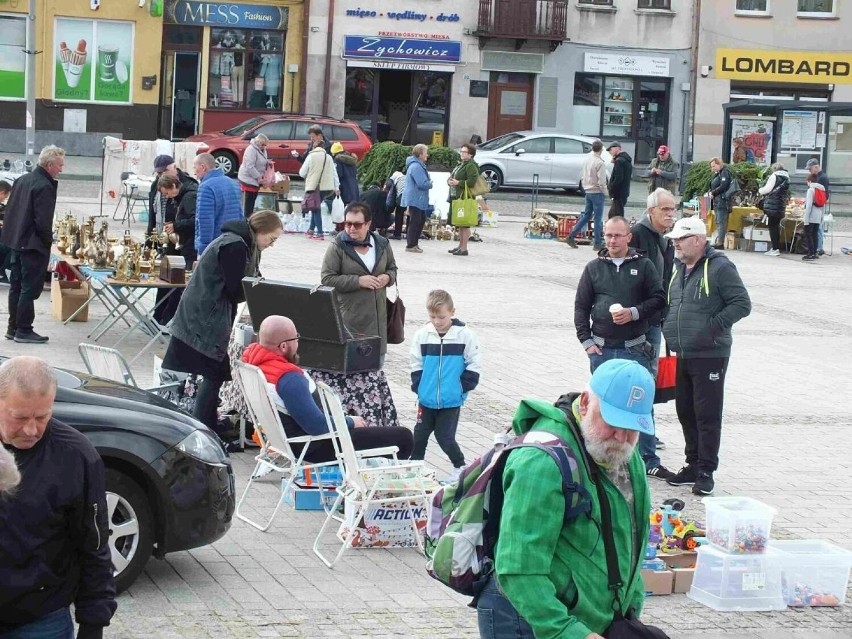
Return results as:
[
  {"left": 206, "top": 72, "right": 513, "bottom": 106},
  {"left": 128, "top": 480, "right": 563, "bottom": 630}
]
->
[
  {"left": 654, "top": 348, "right": 677, "bottom": 404},
  {"left": 565, "top": 420, "right": 672, "bottom": 639},
  {"left": 386, "top": 284, "right": 405, "bottom": 345},
  {"left": 451, "top": 184, "right": 479, "bottom": 227},
  {"left": 303, "top": 189, "right": 322, "bottom": 210},
  {"left": 470, "top": 174, "right": 489, "bottom": 197}
]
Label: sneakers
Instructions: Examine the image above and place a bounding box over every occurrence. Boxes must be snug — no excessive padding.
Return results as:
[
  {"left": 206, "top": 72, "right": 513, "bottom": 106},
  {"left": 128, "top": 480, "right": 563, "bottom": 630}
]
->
[
  {"left": 305, "top": 230, "right": 314, "bottom": 238},
  {"left": 4, "top": 331, "right": 14, "bottom": 341},
  {"left": 592, "top": 243, "right": 603, "bottom": 251},
  {"left": 692, "top": 472, "right": 715, "bottom": 495},
  {"left": 764, "top": 249, "right": 780, "bottom": 256},
  {"left": 655, "top": 439, "right": 666, "bottom": 450},
  {"left": 453, "top": 250, "right": 469, "bottom": 256},
  {"left": 448, "top": 247, "right": 460, "bottom": 254},
  {"left": 817, "top": 249, "right": 825, "bottom": 256},
  {"left": 312, "top": 235, "right": 325, "bottom": 241},
  {"left": 405, "top": 246, "right": 423, "bottom": 253},
  {"left": 802, "top": 254, "right": 817, "bottom": 261},
  {"left": 646, "top": 465, "right": 676, "bottom": 481},
  {"left": 443, "top": 466, "right": 464, "bottom": 484},
  {"left": 565, "top": 237, "right": 578, "bottom": 249},
  {"left": 14, "top": 330, "right": 49, "bottom": 344},
  {"left": 666, "top": 464, "right": 698, "bottom": 486}
]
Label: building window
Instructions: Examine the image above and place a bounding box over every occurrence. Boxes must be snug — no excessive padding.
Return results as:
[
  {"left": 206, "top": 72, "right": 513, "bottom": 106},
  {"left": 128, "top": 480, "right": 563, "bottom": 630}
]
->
[
  {"left": 637, "top": 0, "right": 672, "bottom": 9},
  {"left": 0, "top": 14, "right": 27, "bottom": 100},
  {"left": 797, "top": 0, "right": 834, "bottom": 16},
  {"left": 578, "top": 0, "right": 613, "bottom": 5},
  {"left": 208, "top": 28, "right": 284, "bottom": 110},
  {"left": 735, "top": 0, "right": 769, "bottom": 14}
]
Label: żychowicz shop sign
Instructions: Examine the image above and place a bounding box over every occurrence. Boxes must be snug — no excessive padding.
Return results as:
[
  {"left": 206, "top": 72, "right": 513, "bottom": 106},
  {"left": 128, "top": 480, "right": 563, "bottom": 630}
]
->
[
  {"left": 716, "top": 48, "right": 852, "bottom": 84},
  {"left": 343, "top": 36, "right": 462, "bottom": 64}
]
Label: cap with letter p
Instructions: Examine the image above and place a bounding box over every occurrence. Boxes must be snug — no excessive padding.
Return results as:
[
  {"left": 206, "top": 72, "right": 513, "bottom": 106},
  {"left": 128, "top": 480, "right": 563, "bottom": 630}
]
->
[
  {"left": 665, "top": 217, "right": 706, "bottom": 240},
  {"left": 589, "top": 359, "right": 655, "bottom": 435}
]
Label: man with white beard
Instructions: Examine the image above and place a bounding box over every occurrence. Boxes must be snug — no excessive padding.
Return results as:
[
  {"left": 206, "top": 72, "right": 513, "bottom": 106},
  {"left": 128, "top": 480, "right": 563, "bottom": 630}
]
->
[{"left": 476, "top": 359, "right": 654, "bottom": 639}]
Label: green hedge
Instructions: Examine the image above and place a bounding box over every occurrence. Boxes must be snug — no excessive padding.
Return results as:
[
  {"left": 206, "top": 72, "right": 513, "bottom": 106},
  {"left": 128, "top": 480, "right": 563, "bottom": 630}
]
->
[
  {"left": 357, "top": 142, "right": 460, "bottom": 187},
  {"left": 682, "top": 161, "right": 772, "bottom": 204}
]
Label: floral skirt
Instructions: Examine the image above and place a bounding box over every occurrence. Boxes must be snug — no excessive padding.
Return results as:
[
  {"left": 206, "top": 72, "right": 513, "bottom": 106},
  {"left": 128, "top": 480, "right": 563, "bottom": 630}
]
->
[{"left": 308, "top": 369, "right": 400, "bottom": 429}]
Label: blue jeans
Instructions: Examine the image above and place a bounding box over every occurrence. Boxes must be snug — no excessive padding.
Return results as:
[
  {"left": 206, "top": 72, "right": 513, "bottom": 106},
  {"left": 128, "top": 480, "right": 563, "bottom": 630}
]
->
[
  {"left": 308, "top": 209, "right": 323, "bottom": 236},
  {"left": 817, "top": 222, "right": 824, "bottom": 252},
  {"left": 588, "top": 343, "right": 660, "bottom": 470},
  {"left": 568, "top": 192, "right": 604, "bottom": 246},
  {"left": 0, "top": 607, "right": 74, "bottom": 639},
  {"left": 477, "top": 575, "right": 535, "bottom": 639}
]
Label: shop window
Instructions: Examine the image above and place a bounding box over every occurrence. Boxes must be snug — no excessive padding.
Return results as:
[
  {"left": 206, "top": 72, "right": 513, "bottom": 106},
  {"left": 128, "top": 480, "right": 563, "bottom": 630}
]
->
[
  {"left": 573, "top": 73, "right": 603, "bottom": 136},
  {"left": 208, "top": 28, "right": 284, "bottom": 111},
  {"left": 0, "top": 14, "right": 27, "bottom": 100},
  {"left": 797, "top": 0, "right": 834, "bottom": 16},
  {"left": 637, "top": 0, "right": 672, "bottom": 9},
  {"left": 730, "top": 83, "right": 830, "bottom": 102},
  {"left": 162, "top": 24, "right": 202, "bottom": 48},
  {"left": 735, "top": 0, "right": 769, "bottom": 14}
]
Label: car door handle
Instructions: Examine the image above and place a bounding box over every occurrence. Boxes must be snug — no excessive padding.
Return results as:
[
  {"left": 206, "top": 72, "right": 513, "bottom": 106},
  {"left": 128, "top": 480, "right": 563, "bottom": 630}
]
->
[{"left": 278, "top": 144, "right": 290, "bottom": 148}]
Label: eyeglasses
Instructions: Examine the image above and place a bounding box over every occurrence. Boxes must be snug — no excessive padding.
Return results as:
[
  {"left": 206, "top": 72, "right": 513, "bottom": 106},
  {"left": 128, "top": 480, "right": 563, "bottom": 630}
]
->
[
  {"left": 279, "top": 335, "right": 300, "bottom": 347},
  {"left": 672, "top": 235, "right": 695, "bottom": 242},
  {"left": 657, "top": 206, "right": 677, "bottom": 213},
  {"left": 604, "top": 233, "right": 628, "bottom": 240},
  {"left": 344, "top": 221, "right": 365, "bottom": 229}
]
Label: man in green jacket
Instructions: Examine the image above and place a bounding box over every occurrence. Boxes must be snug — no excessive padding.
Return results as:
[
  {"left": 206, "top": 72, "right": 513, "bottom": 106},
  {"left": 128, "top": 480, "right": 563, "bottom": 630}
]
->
[
  {"left": 478, "top": 359, "right": 653, "bottom": 639},
  {"left": 647, "top": 145, "right": 679, "bottom": 194}
]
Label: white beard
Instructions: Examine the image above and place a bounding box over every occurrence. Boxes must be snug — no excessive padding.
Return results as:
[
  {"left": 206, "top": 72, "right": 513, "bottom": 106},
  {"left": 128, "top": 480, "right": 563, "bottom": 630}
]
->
[{"left": 580, "top": 413, "right": 635, "bottom": 467}]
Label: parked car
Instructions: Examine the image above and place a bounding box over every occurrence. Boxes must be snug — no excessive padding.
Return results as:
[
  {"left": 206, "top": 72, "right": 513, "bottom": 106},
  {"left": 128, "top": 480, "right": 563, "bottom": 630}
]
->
[
  {"left": 37, "top": 364, "right": 236, "bottom": 592},
  {"left": 187, "top": 114, "right": 372, "bottom": 177},
  {"left": 475, "top": 131, "right": 613, "bottom": 193}
]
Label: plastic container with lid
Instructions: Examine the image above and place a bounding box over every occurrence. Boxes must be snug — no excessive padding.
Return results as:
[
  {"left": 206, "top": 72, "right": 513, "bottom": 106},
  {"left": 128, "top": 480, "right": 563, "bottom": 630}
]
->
[
  {"left": 769, "top": 540, "right": 852, "bottom": 607},
  {"left": 703, "top": 496, "right": 776, "bottom": 554},
  {"left": 688, "top": 544, "right": 786, "bottom": 612}
]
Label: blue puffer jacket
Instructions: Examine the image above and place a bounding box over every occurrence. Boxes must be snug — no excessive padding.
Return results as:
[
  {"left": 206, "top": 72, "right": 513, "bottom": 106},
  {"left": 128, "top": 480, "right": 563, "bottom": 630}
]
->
[
  {"left": 195, "top": 168, "right": 243, "bottom": 255},
  {"left": 410, "top": 319, "right": 481, "bottom": 409},
  {"left": 401, "top": 155, "right": 432, "bottom": 211}
]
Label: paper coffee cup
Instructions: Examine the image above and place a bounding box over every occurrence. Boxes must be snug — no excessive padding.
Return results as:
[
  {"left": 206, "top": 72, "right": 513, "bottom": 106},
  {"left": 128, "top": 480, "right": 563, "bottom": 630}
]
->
[{"left": 609, "top": 303, "right": 623, "bottom": 319}]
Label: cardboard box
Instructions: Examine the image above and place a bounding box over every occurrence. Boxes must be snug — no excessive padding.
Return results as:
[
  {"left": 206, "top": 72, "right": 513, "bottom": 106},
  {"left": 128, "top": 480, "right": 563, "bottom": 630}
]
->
[
  {"left": 283, "top": 485, "right": 337, "bottom": 511},
  {"left": 743, "top": 226, "right": 771, "bottom": 242},
  {"left": 51, "top": 279, "right": 89, "bottom": 322},
  {"left": 737, "top": 238, "right": 769, "bottom": 253},
  {"left": 672, "top": 567, "right": 696, "bottom": 594},
  {"left": 641, "top": 568, "right": 674, "bottom": 595},
  {"left": 659, "top": 551, "right": 698, "bottom": 569}
]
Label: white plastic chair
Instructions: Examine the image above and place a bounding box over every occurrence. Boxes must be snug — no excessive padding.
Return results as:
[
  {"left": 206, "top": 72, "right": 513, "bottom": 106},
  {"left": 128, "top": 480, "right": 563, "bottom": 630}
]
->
[
  {"left": 312, "top": 381, "right": 430, "bottom": 568},
  {"left": 78, "top": 343, "right": 181, "bottom": 395},
  {"left": 233, "top": 361, "right": 340, "bottom": 532}
]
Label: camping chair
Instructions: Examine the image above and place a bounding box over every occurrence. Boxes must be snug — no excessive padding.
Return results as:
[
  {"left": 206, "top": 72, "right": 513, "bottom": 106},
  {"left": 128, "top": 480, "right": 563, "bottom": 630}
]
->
[
  {"left": 112, "top": 172, "right": 149, "bottom": 225},
  {"left": 233, "top": 361, "right": 340, "bottom": 532},
  {"left": 312, "top": 381, "right": 430, "bottom": 568},
  {"left": 78, "top": 343, "right": 182, "bottom": 397}
]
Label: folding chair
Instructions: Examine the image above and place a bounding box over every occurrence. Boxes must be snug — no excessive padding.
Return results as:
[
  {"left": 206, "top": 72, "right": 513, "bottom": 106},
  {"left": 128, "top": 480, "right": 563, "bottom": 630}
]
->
[
  {"left": 112, "top": 172, "right": 149, "bottom": 225},
  {"left": 313, "top": 381, "right": 430, "bottom": 568},
  {"left": 233, "top": 361, "right": 340, "bottom": 532},
  {"left": 78, "top": 343, "right": 182, "bottom": 396}
]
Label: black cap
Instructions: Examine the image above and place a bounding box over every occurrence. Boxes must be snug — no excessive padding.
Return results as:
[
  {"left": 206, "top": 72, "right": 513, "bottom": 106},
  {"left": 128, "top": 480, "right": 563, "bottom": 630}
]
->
[{"left": 606, "top": 142, "right": 622, "bottom": 151}]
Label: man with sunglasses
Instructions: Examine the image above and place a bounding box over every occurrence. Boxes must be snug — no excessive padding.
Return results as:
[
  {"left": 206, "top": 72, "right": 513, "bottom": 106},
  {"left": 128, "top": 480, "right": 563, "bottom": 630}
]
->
[
  {"left": 241, "top": 315, "right": 413, "bottom": 462},
  {"left": 662, "top": 217, "right": 751, "bottom": 496}
]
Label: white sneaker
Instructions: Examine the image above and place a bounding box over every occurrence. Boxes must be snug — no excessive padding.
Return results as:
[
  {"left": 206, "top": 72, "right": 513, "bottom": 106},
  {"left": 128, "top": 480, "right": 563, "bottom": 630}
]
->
[{"left": 764, "top": 249, "right": 780, "bottom": 256}]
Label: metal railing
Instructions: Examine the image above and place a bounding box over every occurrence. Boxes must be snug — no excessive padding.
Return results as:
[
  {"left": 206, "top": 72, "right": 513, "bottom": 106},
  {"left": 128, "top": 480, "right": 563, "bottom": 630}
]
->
[{"left": 476, "top": 0, "right": 568, "bottom": 39}]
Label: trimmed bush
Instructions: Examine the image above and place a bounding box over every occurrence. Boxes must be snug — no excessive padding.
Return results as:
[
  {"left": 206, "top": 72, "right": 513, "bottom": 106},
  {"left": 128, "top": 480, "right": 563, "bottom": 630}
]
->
[{"left": 683, "top": 161, "right": 771, "bottom": 205}]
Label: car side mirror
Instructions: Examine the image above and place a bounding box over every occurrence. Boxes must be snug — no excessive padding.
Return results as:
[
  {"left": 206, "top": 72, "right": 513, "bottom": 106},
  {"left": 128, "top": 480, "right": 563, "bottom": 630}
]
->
[{"left": 515, "top": 148, "right": 526, "bottom": 156}]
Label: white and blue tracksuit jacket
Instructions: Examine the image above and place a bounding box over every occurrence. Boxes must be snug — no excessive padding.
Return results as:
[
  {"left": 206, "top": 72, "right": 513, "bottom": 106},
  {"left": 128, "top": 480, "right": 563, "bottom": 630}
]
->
[{"left": 410, "top": 319, "right": 481, "bottom": 409}]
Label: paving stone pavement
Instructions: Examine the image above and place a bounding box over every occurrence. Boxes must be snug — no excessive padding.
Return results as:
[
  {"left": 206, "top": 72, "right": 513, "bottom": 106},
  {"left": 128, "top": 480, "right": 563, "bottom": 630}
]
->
[{"left": 4, "top": 196, "right": 852, "bottom": 638}]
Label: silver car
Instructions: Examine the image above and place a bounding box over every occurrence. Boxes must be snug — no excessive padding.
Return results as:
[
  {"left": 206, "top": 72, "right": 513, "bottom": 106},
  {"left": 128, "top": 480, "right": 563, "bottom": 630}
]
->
[{"left": 475, "top": 131, "right": 613, "bottom": 193}]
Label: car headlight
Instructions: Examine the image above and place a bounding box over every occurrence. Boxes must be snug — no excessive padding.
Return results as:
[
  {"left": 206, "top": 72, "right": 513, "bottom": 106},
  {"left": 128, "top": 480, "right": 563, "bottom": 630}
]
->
[{"left": 176, "top": 430, "right": 229, "bottom": 465}]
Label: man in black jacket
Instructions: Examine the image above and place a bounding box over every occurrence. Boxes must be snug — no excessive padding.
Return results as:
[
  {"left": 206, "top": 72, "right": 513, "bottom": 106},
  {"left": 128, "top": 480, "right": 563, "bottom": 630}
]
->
[
  {"left": 663, "top": 217, "right": 751, "bottom": 496},
  {"left": 607, "top": 142, "right": 632, "bottom": 222},
  {"left": 0, "top": 356, "right": 116, "bottom": 638},
  {"left": 147, "top": 154, "right": 198, "bottom": 239},
  {"left": 2, "top": 146, "right": 64, "bottom": 344}
]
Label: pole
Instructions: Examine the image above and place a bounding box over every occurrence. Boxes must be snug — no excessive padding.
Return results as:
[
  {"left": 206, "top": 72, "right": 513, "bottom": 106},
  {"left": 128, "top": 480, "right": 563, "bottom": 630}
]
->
[{"left": 25, "top": 0, "right": 37, "bottom": 162}]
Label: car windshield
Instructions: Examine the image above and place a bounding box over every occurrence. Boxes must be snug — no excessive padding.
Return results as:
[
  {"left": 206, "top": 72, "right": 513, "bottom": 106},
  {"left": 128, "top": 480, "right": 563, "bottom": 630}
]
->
[
  {"left": 479, "top": 133, "right": 525, "bottom": 151},
  {"left": 223, "top": 117, "right": 266, "bottom": 136}
]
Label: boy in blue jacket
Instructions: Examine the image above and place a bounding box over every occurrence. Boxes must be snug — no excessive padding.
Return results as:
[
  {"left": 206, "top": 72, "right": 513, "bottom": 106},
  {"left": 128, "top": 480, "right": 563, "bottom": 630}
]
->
[{"left": 410, "top": 289, "right": 481, "bottom": 477}]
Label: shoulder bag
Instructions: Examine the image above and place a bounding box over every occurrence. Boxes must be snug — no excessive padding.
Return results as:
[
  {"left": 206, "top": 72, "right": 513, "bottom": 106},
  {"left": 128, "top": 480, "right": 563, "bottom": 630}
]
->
[
  {"left": 303, "top": 154, "right": 329, "bottom": 210},
  {"left": 451, "top": 184, "right": 479, "bottom": 227},
  {"left": 565, "top": 419, "right": 672, "bottom": 639},
  {"left": 386, "top": 283, "right": 405, "bottom": 344}
]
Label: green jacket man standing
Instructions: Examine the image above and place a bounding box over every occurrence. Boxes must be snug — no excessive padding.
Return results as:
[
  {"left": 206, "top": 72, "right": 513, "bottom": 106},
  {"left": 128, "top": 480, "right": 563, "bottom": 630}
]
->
[{"left": 648, "top": 145, "right": 679, "bottom": 194}]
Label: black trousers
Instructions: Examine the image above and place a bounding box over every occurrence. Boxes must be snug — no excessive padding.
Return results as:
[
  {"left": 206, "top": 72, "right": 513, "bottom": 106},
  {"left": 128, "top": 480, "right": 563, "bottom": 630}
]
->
[
  {"left": 766, "top": 215, "right": 782, "bottom": 251},
  {"left": 675, "top": 356, "right": 728, "bottom": 473},
  {"left": 608, "top": 198, "right": 626, "bottom": 219},
  {"left": 290, "top": 426, "right": 414, "bottom": 463},
  {"left": 406, "top": 206, "right": 426, "bottom": 248},
  {"left": 193, "top": 377, "right": 226, "bottom": 433},
  {"left": 8, "top": 249, "right": 50, "bottom": 335},
  {"left": 243, "top": 189, "right": 260, "bottom": 218},
  {"left": 803, "top": 222, "right": 819, "bottom": 256},
  {"left": 411, "top": 406, "right": 465, "bottom": 468},
  {"left": 390, "top": 204, "right": 405, "bottom": 238}
]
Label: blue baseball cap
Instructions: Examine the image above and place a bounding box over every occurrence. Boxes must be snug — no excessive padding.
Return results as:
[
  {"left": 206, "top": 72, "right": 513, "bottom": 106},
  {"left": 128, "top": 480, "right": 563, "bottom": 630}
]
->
[{"left": 589, "top": 359, "right": 655, "bottom": 435}]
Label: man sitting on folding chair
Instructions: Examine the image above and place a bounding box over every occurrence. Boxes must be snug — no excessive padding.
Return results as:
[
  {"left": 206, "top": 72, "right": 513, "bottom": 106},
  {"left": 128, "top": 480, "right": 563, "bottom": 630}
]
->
[{"left": 241, "top": 315, "right": 414, "bottom": 461}]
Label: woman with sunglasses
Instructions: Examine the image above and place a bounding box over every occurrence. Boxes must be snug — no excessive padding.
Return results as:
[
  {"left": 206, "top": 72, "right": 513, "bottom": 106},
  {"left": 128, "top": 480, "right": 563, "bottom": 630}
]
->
[
  {"left": 163, "top": 210, "right": 283, "bottom": 436},
  {"left": 319, "top": 202, "right": 401, "bottom": 427}
]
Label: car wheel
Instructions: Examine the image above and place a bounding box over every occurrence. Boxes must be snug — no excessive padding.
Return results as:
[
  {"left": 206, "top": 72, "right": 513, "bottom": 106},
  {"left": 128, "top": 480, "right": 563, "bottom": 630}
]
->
[
  {"left": 212, "top": 151, "right": 237, "bottom": 176},
  {"left": 105, "top": 469, "right": 154, "bottom": 593},
  {"left": 480, "top": 166, "right": 503, "bottom": 192}
]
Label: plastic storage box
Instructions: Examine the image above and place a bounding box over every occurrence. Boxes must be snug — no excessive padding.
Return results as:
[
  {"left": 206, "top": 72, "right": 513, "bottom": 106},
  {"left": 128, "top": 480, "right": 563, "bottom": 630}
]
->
[
  {"left": 703, "top": 496, "right": 776, "bottom": 554},
  {"left": 770, "top": 540, "right": 852, "bottom": 607},
  {"left": 688, "top": 544, "right": 786, "bottom": 612}
]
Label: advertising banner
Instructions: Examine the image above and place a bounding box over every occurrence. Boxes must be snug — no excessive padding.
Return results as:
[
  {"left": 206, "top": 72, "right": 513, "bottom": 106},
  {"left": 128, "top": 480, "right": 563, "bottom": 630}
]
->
[
  {"left": 343, "top": 36, "right": 462, "bottom": 64},
  {"left": 0, "top": 15, "right": 26, "bottom": 100},
  {"left": 54, "top": 18, "right": 133, "bottom": 104},
  {"left": 730, "top": 118, "right": 773, "bottom": 166}
]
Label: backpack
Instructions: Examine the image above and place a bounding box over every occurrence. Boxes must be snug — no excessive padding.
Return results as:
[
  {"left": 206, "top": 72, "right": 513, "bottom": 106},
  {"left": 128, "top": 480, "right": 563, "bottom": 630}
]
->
[
  {"left": 424, "top": 430, "right": 591, "bottom": 599},
  {"left": 813, "top": 186, "right": 827, "bottom": 207},
  {"left": 385, "top": 179, "right": 397, "bottom": 210}
]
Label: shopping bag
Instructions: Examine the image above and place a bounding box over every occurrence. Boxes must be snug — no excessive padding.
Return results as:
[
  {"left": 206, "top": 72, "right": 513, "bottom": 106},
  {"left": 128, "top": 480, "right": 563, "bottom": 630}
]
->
[
  {"left": 470, "top": 174, "right": 490, "bottom": 197},
  {"left": 331, "top": 196, "right": 345, "bottom": 223},
  {"left": 303, "top": 189, "right": 322, "bottom": 210},
  {"left": 451, "top": 185, "right": 479, "bottom": 227},
  {"left": 386, "top": 285, "right": 405, "bottom": 345},
  {"left": 654, "top": 352, "right": 677, "bottom": 404},
  {"left": 259, "top": 163, "right": 275, "bottom": 188}
]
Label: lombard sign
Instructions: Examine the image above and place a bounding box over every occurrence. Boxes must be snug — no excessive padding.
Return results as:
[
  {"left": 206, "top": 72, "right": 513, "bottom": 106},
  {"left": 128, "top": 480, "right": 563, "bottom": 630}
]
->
[
  {"left": 165, "top": 1, "right": 289, "bottom": 30},
  {"left": 343, "top": 35, "right": 462, "bottom": 64},
  {"left": 716, "top": 48, "right": 852, "bottom": 84},
  {"left": 584, "top": 52, "right": 670, "bottom": 78}
]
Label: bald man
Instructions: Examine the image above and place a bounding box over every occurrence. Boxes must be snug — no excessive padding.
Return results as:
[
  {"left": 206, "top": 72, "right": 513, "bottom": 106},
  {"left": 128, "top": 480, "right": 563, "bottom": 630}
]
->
[
  {"left": 241, "top": 315, "right": 414, "bottom": 461},
  {"left": 0, "top": 443, "right": 19, "bottom": 495},
  {"left": 0, "top": 357, "right": 116, "bottom": 638}
]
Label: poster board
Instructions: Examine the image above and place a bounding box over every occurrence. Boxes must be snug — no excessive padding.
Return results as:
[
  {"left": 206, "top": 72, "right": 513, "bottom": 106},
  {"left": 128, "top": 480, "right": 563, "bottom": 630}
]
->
[
  {"left": 780, "top": 110, "right": 818, "bottom": 148},
  {"left": 730, "top": 117, "right": 774, "bottom": 167}
]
